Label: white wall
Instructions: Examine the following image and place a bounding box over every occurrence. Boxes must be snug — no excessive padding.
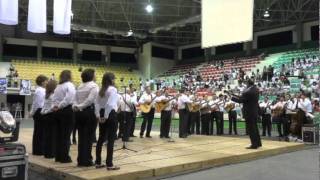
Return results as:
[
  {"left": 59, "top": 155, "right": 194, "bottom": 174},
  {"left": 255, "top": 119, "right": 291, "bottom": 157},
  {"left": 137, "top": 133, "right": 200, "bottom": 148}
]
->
[
  {"left": 5, "top": 38, "right": 37, "bottom": 46},
  {"left": 150, "top": 57, "right": 175, "bottom": 78},
  {"left": 303, "top": 20, "right": 319, "bottom": 41}
]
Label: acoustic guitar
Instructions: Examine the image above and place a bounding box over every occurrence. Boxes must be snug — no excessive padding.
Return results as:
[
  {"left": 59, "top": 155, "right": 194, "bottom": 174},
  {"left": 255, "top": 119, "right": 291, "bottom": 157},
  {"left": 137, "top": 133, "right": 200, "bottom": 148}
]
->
[
  {"left": 155, "top": 96, "right": 176, "bottom": 112},
  {"left": 140, "top": 95, "right": 158, "bottom": 113}
]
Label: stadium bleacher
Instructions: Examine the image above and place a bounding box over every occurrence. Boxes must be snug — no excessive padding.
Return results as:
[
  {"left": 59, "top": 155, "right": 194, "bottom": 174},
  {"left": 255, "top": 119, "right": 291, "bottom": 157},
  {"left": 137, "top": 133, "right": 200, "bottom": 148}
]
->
[{"left": 11, "top": 60, "right": 141, "bottom": 87}]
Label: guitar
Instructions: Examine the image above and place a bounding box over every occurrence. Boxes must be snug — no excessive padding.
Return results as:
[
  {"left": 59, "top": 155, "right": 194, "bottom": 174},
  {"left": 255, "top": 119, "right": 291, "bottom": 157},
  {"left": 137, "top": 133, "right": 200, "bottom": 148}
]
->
[
  {"left": 155, "top": 96, "right": 176, "bottom": 112},
  {"left": 139, "top": 94, "right": 158, "bottom": 113}
]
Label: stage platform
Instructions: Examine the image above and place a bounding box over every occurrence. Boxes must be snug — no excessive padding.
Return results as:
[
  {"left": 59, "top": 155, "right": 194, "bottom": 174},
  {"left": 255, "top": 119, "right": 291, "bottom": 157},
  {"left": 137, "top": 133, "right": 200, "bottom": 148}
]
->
[{"left": 19, "top": 128, "right": 305, "bottom": 180}]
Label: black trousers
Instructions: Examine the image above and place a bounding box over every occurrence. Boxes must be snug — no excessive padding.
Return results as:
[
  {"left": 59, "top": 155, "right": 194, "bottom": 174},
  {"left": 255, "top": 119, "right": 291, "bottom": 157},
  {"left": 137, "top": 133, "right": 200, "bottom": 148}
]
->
[
  {"left": 261, "top": 114, "right": 272, "bottom": 136},
  {"left": 283, "top": 115, "right": 291, "bottom": 137},
  {"left": 43, "top": 113, "right": 56, "bottom": 159},
  {"left": 119, "top": 111, "right": 133, "bottom": 141},
  {"left": 140, "top": 108, "right": 155, "bottom": 137},
  {"left": 32, "top": 109, "right": 45, "bottom": 156},
  {"left": 201, "top": 113, "right": 210, "bottom": 135},
  {"left": 32, "top": 108, "right": 44, "bottom": 155},
  {"left": 273, "top": 116, "right": 284, "bottom": 137},
  {"left": 189, "top": 112, "right": 200, "bottom": 135},
  {"left": 228, "top": 111, "right": 237, "bottom": 135},
  {"left": 246, "top": 116, "right": 262, "bottom": 147},
  {"left": 95, "top": 110, "right": 118, "bottom": 167},
  {"left": 216, "top": 112, "right": 224, "bottom": 135},
  {"left": 75, "top": 107, "right": 96, "bottom": 166},
  {"left": 209, "top": 112, "right": 216, "bottom": 135},
  {"left": 130, "top": 108, "right": 137, "bottom": 136},
  {"left": 160, "top": 110, "right": 172, "bottom": 138},
  {"left": 54, "top": 105, "right": 74, "bottom": 163},
  {"left": 117, "top": 112, "right": 124, "bottom": 138},
  {"left": 178, "top": 109, "right": 189, "bottom": 138}
]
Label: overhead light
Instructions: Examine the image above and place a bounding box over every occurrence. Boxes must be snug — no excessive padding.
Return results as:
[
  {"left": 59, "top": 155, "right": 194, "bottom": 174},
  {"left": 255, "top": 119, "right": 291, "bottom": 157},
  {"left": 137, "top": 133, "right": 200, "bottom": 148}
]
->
[
  {"left": 145, "top": 4, "right": 154, "bottom": 13},
  {"left": 263, "top": 9, "right": 270, "bottom": 18},
  {"left": 127, "top": 29, "right": 133, "bottom": 36},
  {"left": 83, "top": 29, "right": 87, "bottom": 32}
]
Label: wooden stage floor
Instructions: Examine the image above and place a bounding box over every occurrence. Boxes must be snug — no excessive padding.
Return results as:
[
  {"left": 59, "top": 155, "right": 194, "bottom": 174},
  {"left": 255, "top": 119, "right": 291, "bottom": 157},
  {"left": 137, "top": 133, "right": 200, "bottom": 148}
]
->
[{"left": 19, "top": 129, "right": 304, "bottom": 180}]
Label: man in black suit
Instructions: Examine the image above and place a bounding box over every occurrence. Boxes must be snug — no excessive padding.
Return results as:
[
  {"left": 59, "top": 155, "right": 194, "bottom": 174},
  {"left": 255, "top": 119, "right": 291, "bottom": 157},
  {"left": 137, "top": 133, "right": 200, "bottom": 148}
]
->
[{"left": 231, "top": 79, "right": 262, "bottom": 149}]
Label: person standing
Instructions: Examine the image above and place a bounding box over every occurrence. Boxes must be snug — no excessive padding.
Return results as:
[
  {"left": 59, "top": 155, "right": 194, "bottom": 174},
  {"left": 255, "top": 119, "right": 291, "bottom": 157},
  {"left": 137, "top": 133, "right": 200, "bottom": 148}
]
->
[
  {"left": 216, "top": 94, "right": 225, "bottom": 135},
  {"left": 118, "top": 88, "right": 134, "bottom": 142},
  {"left": 271, "top": 96, "right": 286, "bottom": 138},
  {"left": 139, "top": 86, "right": 156, "bottom": 138},
  {"left": 231, "top": 79, "right": 262, "bottom": 149},
  {"left": 155, "top": 89, "right": 176, "bottom": 138},
  {"left": 177, "top": 89, "right": 192, "bottom": 138},
  {"left": 95, "top": 72, "right": 120, "bottom": 170},
  {"left": 41, "top": 80, "right": 57, "bottom": 159},
  {"left": 52, "top": 70, "right": 76, "bottom": 163},
  {"left": 73, "top": 69, "right": 99, "bottom": 167},
  {"left": 259, "top": 97, "right": 272, "bottom": 137},
  {"left": 129, "top": 88, "right": 138, "bottom": 137},
  {"left": 30, "top": 75, "right": 48, "bottom": 155},
  {"left": 225, "top": 98, "right": 238, "bottom": 135},
  {"left": 200, "top": 96, "right": 210, "bottom": 135}
]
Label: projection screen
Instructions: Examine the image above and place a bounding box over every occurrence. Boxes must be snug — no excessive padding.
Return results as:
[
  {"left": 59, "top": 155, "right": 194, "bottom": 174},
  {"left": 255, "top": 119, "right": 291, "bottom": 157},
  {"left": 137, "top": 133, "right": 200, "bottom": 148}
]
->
[{"left": 201, "top": 0, "right": 254, "bottom": 48}]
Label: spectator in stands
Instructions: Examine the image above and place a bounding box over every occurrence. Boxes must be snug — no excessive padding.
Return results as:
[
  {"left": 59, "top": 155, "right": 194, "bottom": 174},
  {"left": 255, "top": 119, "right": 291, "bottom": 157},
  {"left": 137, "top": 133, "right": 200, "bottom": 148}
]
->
[
  {"left": 51, "top": 73, "right": 56, "bottom": 80},
  {"left": 128, "top": 78, "right": 133, "bottom": 87}
]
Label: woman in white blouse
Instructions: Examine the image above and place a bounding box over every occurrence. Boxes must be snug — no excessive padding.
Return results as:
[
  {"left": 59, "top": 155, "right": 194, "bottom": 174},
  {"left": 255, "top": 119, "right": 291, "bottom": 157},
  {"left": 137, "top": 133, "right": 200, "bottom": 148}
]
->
[
  {"left": 95, "top": 72, "right": 120, "bottom": 170},
  {"left": 73, "top": 69, "right": 99, "bottom": 167},
  {"left": 41, "top": 80, "right": 57, "bottom": 159},
  {"left": 30, "top": 75, "right": 48, "bottom": 155},
  {"left": 52, "top": 70, "right": 76, "bottom": 163}
]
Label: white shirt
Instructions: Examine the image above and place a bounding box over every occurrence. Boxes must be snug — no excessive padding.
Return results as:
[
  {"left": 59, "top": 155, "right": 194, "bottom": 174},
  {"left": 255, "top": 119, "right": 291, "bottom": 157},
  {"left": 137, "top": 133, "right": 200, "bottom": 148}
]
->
[
  {"left": 177, "top": 94, "right": 192, "bottom": 110},
  {"left": 259, "top": 101, "right": 271, "bottom": 114},
  {"left": 31, "top": 86, "right": 46, "bottom": 115},
  {"left": 298, "top": 98, "right": 312, "bottom": 113},
  {"left": 119, "top": 93, "right": 133, "bottom": 112},
  {"left": 73, "top": 81, "right": 99, "bottom": 111},
  {"left": 52, "top": 81, "right": 76, "bottom": 109},
  {"left": 139, "top": 93, "right": 156, "bottom": 107},
  {"left": 271, "top": 101, "right": 286, "bottom": 110},
  {"left": 104, "top": 86, "right": 119, "bottom": 118},
  {"left": 41, "top": 94, "right": 54, "bottom": 115}
]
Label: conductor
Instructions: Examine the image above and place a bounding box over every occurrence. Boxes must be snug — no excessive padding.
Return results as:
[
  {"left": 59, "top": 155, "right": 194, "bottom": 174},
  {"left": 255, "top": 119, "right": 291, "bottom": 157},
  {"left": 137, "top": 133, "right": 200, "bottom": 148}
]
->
[{"left": 230, "top": 79, "right": 262, "bottom": 149}]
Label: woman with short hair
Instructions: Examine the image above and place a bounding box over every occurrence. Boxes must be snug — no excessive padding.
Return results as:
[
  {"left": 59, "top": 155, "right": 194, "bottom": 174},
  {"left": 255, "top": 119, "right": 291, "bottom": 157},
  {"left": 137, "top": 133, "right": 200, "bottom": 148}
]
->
[{"left": 31, "top": 75, "right": 48, "bottom": 155}]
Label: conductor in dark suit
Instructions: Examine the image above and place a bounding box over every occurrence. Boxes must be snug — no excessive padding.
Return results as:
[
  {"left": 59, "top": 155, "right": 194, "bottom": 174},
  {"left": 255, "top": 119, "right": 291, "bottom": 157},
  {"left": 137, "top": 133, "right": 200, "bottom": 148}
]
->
[{"left": 231, "top": 79, "right": 262, "bottom": 149}]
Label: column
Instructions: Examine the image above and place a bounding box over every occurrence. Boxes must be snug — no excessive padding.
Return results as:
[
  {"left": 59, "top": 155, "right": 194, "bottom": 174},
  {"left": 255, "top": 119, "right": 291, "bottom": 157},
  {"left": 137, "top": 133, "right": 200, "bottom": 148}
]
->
[
  {"left": 73, "top": 42, "right": 78, "bottom": 63},
  {"left": 105, "top": 46, "right": 111, "bottom": 66},
  {"left": 0, "top": 35, "right": 3, "bottom": 61},
  {"left": 296, "top": 22, "right": 303, "bottom": 49},
  {"left": 37, "top": 40, "right": 42, "bottom": 61},
  {"left": 244, "top": 41, "right": 253, "bottom": 56}
]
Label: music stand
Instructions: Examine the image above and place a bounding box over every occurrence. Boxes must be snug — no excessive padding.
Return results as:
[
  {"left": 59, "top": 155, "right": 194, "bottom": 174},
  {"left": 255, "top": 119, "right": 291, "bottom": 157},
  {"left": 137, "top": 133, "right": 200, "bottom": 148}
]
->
[{"left": 115, "top": 81, "right": 137, "bottom": 153}]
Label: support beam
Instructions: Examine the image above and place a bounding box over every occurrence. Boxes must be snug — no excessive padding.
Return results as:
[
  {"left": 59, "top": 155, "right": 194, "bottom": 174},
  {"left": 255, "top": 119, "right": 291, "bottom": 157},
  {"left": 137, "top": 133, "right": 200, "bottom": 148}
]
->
[
  {"left": 105, "top": 46, "right": 111, "bottom": 66},
  {"left": 296, "top": 22, "right": 303, "bottom": 49},
  {"left": 37, "top": 40, "right": 42, "bottom": 61},
  {"left": 73, "top": 43, "right": 78, "bottom": 63},
  {"left": 0, "top": 35, "right": 3, "bottom": 61},
  {"left": 244, "top": 41, "right": 253, "bottom": 56}
]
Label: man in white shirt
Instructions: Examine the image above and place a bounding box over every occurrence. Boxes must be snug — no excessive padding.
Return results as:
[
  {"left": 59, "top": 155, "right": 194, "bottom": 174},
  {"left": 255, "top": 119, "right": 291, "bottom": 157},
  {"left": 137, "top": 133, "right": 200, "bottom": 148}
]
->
[
  {"left": 139, "top": 86, "right": 156, "bottom": 138},
  {"left": 177, "top": 89, "right": 192, "bottom": 138},
  {"left": 128, "top": 88, "right": 138, "bottom": 137},
  {"left": 154, "top": 89, "right": 176, "bottom": 138},
  {"left": 214, "top": 94, "right": 225, "bottom": 135},
  {"left": 259, "top": 97, "right": 272, "bottom": 137},
  {"left": 118, "top": 88, "right": 135, "bottom": 142},
  {"left": 31, "top": 75, "right": 48, "bottom": 156},
  {"left": 225, "top": 97, "right": 238, "bottom": 135},
  {"left": 73, "top": 69, "right": 99, "bottom": 167},
  {"left": 200, "top": 95, "right": 210, "bottom": 135},
  {"left": 271, "top": 96, "right": 286, "bottom": 138}
]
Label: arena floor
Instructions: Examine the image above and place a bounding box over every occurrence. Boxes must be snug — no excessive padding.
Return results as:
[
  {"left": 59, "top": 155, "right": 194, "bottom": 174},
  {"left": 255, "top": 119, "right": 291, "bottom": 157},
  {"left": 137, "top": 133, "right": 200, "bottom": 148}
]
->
[{"left": 18, "top": 125, "right": 305, "bottom": 180}]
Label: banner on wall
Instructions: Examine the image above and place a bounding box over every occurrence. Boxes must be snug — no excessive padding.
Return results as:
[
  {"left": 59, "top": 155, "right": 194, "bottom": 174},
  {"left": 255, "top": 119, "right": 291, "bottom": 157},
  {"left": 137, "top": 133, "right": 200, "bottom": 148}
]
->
[
  {"left": 19, "top": 79, "right": 32, "bottom": 96},
  {"left": 0, "top": 78, "right": 7, "bottom": 94}
]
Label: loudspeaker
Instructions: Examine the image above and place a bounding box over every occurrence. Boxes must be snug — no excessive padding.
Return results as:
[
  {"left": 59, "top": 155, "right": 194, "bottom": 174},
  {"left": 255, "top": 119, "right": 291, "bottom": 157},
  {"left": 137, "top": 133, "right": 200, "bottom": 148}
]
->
[{"left": 302, "top": 124, "right": 319, "bottom": 144}]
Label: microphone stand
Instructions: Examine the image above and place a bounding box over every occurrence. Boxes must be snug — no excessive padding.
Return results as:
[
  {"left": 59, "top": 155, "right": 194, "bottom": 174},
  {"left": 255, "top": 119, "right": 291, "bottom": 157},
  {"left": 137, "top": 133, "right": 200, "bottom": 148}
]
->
[{"left": 115, "top": 83, "right": 137, "bottom": 152}]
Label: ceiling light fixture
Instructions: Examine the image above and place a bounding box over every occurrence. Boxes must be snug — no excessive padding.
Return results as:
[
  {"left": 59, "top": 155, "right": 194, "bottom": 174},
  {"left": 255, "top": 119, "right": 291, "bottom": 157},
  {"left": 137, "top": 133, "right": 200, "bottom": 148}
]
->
[
  {"left": 145, "top": 4, "right": 154, "bottom": 13},
  {"left": 263, "top": 9, "right": 270, "bottom": 18},
  {"left": 127, "top": 29, "right": 133, "bottom": 36}
]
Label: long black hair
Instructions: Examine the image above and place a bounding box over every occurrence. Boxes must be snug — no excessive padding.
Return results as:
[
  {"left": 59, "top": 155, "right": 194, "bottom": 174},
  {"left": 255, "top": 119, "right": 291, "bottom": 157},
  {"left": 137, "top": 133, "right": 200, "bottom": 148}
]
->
[{"left": 99, "top": 72, "right": 115, "bottom": 97}]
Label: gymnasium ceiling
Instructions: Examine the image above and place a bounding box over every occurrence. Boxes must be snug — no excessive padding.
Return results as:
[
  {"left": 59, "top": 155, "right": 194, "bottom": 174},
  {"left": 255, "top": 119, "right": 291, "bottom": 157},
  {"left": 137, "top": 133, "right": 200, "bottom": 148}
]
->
[{"left": 16, "top": 0, "right": 319, "bottom": 47}]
